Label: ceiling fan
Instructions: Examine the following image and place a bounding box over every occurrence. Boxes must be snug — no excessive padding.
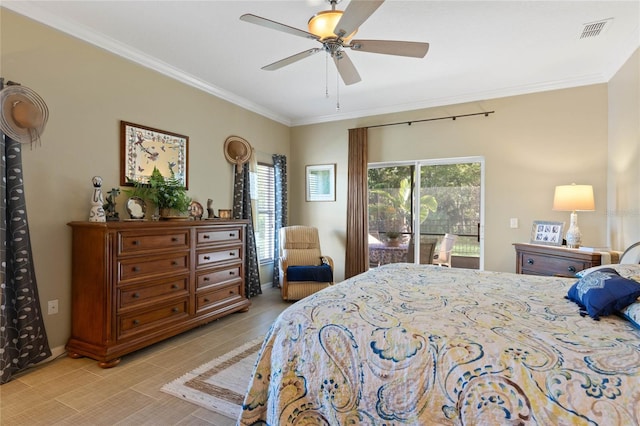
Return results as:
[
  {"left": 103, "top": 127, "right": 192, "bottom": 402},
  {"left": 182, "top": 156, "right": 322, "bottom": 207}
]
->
[{"left": 240, "top": 0, "right": 430, "bottom": 86}]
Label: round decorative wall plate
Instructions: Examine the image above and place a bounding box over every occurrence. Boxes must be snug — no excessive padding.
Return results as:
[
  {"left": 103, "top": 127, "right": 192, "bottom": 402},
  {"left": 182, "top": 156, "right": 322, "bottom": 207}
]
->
[
  {"left": 126, "top": 196, "right": 146, "bottom": 220},
  {"left": 189, "top": 201, "right": 204, "bottom": 220}
]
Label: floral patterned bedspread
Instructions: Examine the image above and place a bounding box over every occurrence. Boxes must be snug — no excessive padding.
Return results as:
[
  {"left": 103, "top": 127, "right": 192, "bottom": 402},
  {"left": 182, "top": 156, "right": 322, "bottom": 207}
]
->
[{"left": 239, "top": 264, "right": 640, "bottom": 425}]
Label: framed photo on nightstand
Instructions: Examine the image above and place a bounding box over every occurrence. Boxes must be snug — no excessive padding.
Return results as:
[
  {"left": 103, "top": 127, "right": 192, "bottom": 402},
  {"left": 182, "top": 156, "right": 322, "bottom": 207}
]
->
[{"left": 530, "top": 220, "right": 564, "bottom": 246}]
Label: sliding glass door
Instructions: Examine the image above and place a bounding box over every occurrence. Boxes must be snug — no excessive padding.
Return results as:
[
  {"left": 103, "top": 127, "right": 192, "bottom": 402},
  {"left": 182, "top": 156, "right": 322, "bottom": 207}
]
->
[{"left": 368, "top": 158, "right": 483, "bottom": 269}]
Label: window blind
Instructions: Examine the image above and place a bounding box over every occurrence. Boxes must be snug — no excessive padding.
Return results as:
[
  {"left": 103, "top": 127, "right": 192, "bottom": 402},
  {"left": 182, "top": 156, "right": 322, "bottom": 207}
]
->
[{"left": 256, "top": 163, "right": 275, "bottom": 262}]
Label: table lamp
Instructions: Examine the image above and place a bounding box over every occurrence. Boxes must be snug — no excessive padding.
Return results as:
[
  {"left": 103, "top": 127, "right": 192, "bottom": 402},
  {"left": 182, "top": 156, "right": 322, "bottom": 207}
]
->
[{"left": 552, "top": 183, "right": 595, "bottom": 248}]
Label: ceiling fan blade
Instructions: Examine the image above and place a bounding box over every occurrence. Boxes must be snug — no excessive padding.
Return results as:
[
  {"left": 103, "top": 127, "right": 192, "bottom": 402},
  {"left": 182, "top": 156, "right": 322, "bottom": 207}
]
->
[
  {"left": 240, "top": 14, "right": 319, "bottom": 40},
  {"left": 350, "top": 40, "right": 430, "bottom": 58},
  {"left": 262, "top": 48, "right": 322, "bottom": 71},
  {"left": 334, "top": 0, "right": 384, "bottom": 39},
  {"left": 333, "top": 51, "right": 361, "bottom": 85}
]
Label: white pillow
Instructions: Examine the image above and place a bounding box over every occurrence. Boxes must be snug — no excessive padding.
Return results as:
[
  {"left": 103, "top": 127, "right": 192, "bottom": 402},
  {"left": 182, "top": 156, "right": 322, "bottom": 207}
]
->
[
  {"left": 576, "top": 263, "right": 640, "bottom": 282},
  {"left": 620, "top": 242, "right": 640, "bottom": 264}
]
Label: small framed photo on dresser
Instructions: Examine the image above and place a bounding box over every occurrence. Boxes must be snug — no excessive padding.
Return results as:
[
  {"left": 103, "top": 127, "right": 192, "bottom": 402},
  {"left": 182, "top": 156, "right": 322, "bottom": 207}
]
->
[{"left": 530, "top": 220, "right": 564, "bottom": 246}]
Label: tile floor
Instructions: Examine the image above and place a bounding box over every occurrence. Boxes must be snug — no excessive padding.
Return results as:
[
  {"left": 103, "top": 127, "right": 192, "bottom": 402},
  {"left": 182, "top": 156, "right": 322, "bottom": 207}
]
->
[{"left": 1, "top": 286, "right": 289, "bottom": 426}]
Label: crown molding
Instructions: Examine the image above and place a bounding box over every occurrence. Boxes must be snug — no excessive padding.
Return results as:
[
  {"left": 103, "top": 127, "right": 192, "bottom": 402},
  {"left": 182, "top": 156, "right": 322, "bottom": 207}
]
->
[
  {"left": 4, "top": 2, "right": 637, "bottom": 128},
  {"left": 290, "top": 73, "right": 610, "bottom": 127},
  {"left": 2, "top": 2, "right": 293, "bottom": 127}
]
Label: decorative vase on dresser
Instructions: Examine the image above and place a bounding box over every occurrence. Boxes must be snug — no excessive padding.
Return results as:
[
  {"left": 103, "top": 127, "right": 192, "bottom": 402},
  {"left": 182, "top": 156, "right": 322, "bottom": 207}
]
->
[{"left": 66, "top": 220, "right": 250, "bottom": 367}]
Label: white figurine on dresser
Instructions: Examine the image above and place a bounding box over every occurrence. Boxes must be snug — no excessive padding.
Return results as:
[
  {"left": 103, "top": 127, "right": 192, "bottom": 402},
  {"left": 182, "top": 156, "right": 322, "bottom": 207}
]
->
[{"left": 89, "top": 176, "right": 106, "bottom": 222}]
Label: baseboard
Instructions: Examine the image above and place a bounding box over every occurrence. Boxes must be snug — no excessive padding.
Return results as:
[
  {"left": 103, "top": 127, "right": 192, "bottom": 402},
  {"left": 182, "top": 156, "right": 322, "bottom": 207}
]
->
[
  {"left": 13, "top": 344, "right": 67, "bottom": 378},
  {"left": 261, "top": 282, "right": 277, "bottom": 291},
  {"left": 49, "top": 344, "right": 67, "bottom": 360}
]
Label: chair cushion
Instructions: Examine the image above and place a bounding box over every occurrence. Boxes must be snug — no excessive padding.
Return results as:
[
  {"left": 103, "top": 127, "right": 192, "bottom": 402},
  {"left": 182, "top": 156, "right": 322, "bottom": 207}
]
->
[
  {"left": 287, "top": 264, "right": 333, "bottom": 282},
  {"left": 281, "top": 226, "right": 320, "bottom": 250},
  {"left": 283, "top": 248, "right": 323, "bottom": 266}
]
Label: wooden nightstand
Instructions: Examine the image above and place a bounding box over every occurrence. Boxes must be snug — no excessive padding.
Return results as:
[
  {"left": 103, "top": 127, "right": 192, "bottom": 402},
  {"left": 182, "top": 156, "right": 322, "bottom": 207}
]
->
[{"left": 514, "top": 243, "right": 602, "bottom": 277}]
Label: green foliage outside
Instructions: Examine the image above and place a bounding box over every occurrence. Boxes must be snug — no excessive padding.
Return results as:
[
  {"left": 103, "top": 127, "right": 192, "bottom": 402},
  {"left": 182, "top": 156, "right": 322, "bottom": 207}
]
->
[
  {"left": 369, "top": 175, "right": 437, "bottom": 235},
  {"left": 127, "top": 166, "right": 191, "bottom": 213},
  {"left": 368, "top": 163, "right": 481, "bottom": 256}
]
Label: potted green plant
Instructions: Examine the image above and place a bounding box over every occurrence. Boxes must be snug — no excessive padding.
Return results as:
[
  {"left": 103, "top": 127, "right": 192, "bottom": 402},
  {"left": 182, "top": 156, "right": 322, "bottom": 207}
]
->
[
  {"left": 385, "top": 230, "right": 402, "bottom": 247},
  {"left": 128, "top": 167, "right": 191, "bottom": 218}
]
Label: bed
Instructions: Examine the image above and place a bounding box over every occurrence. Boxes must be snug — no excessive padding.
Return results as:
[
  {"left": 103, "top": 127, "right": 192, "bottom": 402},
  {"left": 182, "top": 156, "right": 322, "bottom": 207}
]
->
[{"left": 239, "top": 263, "right": 640, "bottom": 425}]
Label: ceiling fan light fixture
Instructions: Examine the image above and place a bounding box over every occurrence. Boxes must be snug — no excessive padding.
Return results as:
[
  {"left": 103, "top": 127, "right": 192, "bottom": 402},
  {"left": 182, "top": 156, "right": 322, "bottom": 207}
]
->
[{"left": 308, "top": 10, "right": 356, "bottom": 41}]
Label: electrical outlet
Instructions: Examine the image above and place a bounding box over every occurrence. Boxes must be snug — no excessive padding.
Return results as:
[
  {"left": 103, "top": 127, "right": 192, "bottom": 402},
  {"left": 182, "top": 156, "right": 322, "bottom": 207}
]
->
[
  {"left": 47, "top": 299, "right": 59, "bottom": 315},
  {"left": 510, "top": 218, "right": 519, "bottom": 229}
]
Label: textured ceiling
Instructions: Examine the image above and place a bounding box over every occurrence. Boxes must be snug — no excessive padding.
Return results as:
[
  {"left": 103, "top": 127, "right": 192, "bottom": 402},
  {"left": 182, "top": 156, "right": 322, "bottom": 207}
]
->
[{"left": 4, "top": 1, "right": 639, "bottom": 126}]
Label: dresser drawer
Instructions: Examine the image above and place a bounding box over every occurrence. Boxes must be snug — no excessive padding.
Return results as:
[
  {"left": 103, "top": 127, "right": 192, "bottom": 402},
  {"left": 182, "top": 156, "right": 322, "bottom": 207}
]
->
[
  {"left": 118, "top": 230, "right": 189, "bottom": 255},
  {"left": 196, "top": 283, "right": 242, "bottom": 313},
  {"left": 518, "top": 251, "right": 593, "bottom": 277},
  {"left": 118, "top": 299, "right": 189, "bottom": 339},
  {"left": 118, "top": 253, "right": 189, "bottom": 282},
  {"left": 197, "top": 247, "right": 241, "bottom": 268},
  {"left": 197, "top": 266, "right": 241, "bottom": 290},
  {"left": 196, "top": 227, "right": 242, "bottom": 246},
  {"left": 118, "top": 276, "right": 189, "bottom": 310}
]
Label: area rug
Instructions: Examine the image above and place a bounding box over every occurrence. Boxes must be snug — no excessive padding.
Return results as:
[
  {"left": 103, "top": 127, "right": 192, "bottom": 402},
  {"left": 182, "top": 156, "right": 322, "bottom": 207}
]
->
[{"left": 161, "top": 337, "right": 263, "bottom": 419}]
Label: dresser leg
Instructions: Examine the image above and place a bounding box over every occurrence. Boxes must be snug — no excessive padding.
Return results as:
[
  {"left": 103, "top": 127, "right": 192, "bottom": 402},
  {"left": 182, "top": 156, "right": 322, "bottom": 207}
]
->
[
  {"left": 98, "top": 358, "right": 121, "bottom": 368},
  {"left": 67, "top": 351, "right": 83, "bottom": 359}
]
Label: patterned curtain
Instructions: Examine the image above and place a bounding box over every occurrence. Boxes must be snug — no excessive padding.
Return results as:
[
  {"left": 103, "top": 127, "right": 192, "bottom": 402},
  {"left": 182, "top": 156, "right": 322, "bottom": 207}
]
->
[
  {"left": 272, "top": 154, "right": 288, "bottom": 287},
  {"left": 233, "top": 163, "right": 262, "bottom": 298},
  {"left": 1, "top": 83, "right": 52, "bottom": 383},
  {"left": 345, "top": 127, "right": 369, "bottom": 279}
]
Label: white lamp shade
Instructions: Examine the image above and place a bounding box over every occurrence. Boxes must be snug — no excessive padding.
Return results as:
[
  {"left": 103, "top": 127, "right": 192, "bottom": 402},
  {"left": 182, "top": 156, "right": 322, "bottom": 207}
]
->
[{"left": 552, "top": 184, "right": 595, "bottom": 212}]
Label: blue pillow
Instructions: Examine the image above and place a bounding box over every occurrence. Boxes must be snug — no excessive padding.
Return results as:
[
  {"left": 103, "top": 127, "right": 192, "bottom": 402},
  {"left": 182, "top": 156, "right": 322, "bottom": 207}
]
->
[
  {"left": 287, "top": 264, "right": 333, "bottom": 282},
  {"left": 566, "top": 268, "right": 640, "bottom": 319}
]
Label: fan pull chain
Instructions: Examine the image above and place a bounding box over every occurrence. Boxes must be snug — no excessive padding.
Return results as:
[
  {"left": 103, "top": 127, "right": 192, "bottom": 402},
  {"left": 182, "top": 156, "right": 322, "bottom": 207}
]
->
[
  {"left": 336, "top": 71, "right": 340, "bottom": 111},
  {"left": 325, "top": 53, "right": 329, "bottom": 98}
]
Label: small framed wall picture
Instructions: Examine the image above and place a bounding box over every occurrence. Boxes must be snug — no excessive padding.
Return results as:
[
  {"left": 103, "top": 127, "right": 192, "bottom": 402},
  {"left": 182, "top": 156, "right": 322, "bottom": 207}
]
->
[
  {"left": 306, "top": 164, "right": 336, "bottom": 202},
  {"left": 530, "top": 220, "right": 564, "bottom": 246}
]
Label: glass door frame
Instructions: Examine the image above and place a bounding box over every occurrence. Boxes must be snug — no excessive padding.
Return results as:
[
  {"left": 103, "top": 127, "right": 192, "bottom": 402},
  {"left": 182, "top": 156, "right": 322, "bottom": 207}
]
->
[{"left": 369, "top": 156, "right": 485, "bottom": 270}]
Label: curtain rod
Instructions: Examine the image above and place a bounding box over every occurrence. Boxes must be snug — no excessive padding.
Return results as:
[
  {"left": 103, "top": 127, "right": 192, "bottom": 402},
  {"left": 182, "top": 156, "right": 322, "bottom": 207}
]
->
[{"left": 366, "top": 110, "right": 495, "bottom": 129}]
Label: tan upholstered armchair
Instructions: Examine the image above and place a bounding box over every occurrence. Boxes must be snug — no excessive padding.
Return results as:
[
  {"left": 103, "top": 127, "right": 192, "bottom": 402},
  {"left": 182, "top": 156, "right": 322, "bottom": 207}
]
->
[{"left": 279, "top": 226, "right": 334, "bottom": 301}]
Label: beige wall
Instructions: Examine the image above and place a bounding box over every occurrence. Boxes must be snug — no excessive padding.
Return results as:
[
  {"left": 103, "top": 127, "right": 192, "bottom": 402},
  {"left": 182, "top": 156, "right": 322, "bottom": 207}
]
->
[
  {"left": 608, "top": 48, "right": 640, "bottom": 249},
  {"left": 2, "top": 8, "right": 638, "bottom": 353},
  {"left": 291, "top": 85, "right": 612, "bottom": 275},
  {"left": 1, "top": 9, "right": 290, "bottom": 350}
]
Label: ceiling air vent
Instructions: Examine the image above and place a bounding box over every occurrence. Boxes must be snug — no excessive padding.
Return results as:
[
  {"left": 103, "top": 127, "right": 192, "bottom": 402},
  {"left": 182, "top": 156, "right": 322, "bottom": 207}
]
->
[{"left": 580, "top": 18, "right": 613, "bottom": 39}]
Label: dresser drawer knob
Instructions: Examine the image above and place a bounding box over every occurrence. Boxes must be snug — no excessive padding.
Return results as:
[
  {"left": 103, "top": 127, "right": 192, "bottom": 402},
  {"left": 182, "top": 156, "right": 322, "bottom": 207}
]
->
[
  {"left": 229, "top": 252, "right": 235, "bottom": 256},
  {"left": 171, "top": 284, "right": 179, "bottom": 289},
  {"left": 132, "top": 266, "right": 140, "bottom": 272},
  {"left": 132, "top": 240, "right": 140, "bottom": 246},
  {"left": 171, "top": 237, "right": 178, "bottom": 242},
  {"left": 527, "top": 258, "right": 534, "bottom": 265},
  {"left": 172, "top": 307, "right": 180, "bottom": 313},
  {"left": 171, "top": 260, "right": 178, "bottom": 266},
  {"left": 204, "top": 298, "right": 210, "bottom": 303},
  {"left": 132, "top": 293, "right": 140, "bottom": 299},
  {"left": 230, "top": 233, "right": 236, "bottom": 237},
  {"left": 229, "top": 290, "right": 235, "bottom": 295},
  {"left": 132, "top": 319, "right": 140, "bottom": 326},
  {"left": 203, "top": 256, "right": 211, "bottom": 261},
  {"left": 203, "top": 277, "right": 210, "bottom": 281},
  {"left": 568, "top": 266, "right": 577, "bottom": 273},
  {"left": 229, "top": 271, "right": 235, "bottom": 276},
  {"left": 203, "top": 234, "right": 210, "bottom": 239}
]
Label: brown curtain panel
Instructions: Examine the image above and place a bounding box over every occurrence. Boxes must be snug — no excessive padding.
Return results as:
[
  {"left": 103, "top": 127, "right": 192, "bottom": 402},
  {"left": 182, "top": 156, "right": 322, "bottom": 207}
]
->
[{"left": 345, "top": 127, "right": 368, "bottom": 279}]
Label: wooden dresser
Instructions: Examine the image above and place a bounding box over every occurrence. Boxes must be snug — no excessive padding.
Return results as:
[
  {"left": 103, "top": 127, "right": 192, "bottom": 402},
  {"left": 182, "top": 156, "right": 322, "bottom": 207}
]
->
[
  {"left": 514, "top": 243, "right": 602, "bottom": 277},
  {"left": 66, "top": 220, "right": 250, "bottom": 367}
]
